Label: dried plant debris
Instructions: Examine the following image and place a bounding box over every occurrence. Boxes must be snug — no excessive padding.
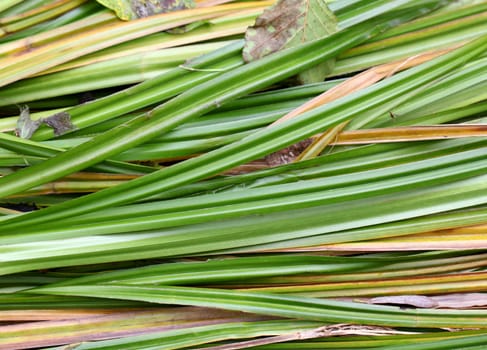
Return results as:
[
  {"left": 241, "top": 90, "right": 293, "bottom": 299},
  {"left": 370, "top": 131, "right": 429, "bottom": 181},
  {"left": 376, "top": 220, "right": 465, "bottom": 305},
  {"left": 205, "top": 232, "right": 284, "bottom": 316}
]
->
[
  {"left": 44, "top": 112, "right": 76, "bottom": 137},
  {"left": 204, "top": 324, "right": 415, "bottom": 350},
  {"left": 243, "top": 0, "right": 337, "bottom": 84},
  {"left": 370, "top": 295, "right": 439, "bottom": 309},
  {"left": 429, "top": 293, "right": 487, "bottom": 309},
  {"left": 265, "top": 138, "right": 313, "bottom": 166},
  {"left": 368, "top": 293, "right": 487, "bottom": 309},
  {"left": 15, "top": 106, "right": 75, "bottom": 139},
  {"left": 96, "top": 0, "right": 195, "bottom": 20}
]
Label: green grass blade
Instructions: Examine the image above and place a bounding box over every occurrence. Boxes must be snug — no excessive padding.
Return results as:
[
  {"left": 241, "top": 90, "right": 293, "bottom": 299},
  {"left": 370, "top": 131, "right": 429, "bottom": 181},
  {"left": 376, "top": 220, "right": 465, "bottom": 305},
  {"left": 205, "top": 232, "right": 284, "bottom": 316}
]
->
[
  {"left": 31, "top": 284, "right": 487, "bottom": 328},
  {"left": 0, "top": 18, "right": 393, "bottom": 218},
  {"left": 1, "top": 24, "right": 484, "bottom": 232}
]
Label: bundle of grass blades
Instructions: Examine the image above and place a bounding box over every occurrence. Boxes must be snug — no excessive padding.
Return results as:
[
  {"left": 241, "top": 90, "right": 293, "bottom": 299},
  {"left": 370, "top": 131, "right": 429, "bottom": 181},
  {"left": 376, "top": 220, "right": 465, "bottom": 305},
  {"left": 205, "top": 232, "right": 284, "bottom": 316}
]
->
[{"left": 1, "top": 0, "right": 487, "bottom": 349}]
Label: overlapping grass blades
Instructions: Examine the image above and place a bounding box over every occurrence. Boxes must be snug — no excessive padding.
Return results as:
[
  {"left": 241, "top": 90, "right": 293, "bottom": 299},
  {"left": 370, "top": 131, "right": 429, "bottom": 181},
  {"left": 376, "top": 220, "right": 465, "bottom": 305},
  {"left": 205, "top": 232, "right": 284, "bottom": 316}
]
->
[
  {"left": 2, "top": 12, "right": 484, "bottom": 230},
  {"left": 1, "top": 1, "right": 487, "bottom": 349}
]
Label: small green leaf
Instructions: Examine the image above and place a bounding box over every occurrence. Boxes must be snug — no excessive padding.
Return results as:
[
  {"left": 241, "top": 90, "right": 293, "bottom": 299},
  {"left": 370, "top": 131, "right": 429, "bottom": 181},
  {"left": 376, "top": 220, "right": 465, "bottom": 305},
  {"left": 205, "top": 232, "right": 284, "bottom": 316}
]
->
[
  {"left": 15, "top": 106, "right": 42, "bottom": 139},
  {"left": 96, "top": 0, "right": 133, "bottom": 20},
  {"left": 243, "top": 0, "right": 338, "bottom": 84},
  {"left": 96, "top": 0, "right": 195, "bottom": 21}
]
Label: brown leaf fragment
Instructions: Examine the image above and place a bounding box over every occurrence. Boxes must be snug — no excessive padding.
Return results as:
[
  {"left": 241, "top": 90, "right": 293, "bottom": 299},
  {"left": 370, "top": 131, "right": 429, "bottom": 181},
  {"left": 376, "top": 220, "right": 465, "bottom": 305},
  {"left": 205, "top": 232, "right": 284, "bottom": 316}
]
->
[
  {"left": 43, "top": 112, "right": 76, "bottom": 136},
  {"left": 265, "top": 138, "right": 312, "bottom": 166},
  {"left": 370, "top": 295, "right": 439, "bottom": 309},
  {"left": 131, "top": 0, "right": 194, "bottom": 18},
  {"left": 243, "top": 0, "right": 337, "bottom": 83},
  {"left": 243, "top": 0, "right": 300, "bottom": 62},
  {"left": 96, "top": 0, "right": 195, "bottom": 20},
  {"left": 295, "top": 121, "right": 349, "bottom": 161}
]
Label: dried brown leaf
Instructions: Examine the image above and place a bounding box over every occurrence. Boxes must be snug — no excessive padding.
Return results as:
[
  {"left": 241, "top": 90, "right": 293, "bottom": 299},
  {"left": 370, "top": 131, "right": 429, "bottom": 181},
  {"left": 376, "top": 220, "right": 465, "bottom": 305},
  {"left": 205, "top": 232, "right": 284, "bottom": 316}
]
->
[{"left": 243, "top": 0, "right": 337, "bottom": 84}]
